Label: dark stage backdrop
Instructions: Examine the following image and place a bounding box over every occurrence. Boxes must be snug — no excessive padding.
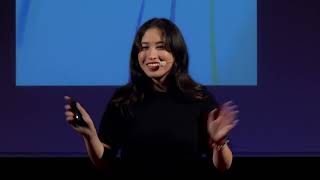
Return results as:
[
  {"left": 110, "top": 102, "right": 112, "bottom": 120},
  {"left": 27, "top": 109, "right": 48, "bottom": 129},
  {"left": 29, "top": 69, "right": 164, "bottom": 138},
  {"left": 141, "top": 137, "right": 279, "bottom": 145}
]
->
[{"left": 1, "top": 0, "right": 319, "bottom": 158}]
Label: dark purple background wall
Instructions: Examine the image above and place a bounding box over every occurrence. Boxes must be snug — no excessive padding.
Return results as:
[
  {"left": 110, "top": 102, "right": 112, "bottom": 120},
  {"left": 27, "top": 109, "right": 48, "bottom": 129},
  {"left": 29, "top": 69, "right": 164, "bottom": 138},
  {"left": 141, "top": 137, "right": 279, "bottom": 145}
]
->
[{"left": 1, "top": 0, "right": 319, "bottom": 157}]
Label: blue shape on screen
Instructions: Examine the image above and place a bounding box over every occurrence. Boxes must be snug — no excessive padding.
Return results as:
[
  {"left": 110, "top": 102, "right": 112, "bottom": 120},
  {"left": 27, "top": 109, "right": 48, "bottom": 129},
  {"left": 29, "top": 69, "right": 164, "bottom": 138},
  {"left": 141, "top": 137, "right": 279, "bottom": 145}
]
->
[
  {"left": 214, "top": 0, "right": 257, "bottom": 85},
  {"left": 16, "top": 0, "right": 31, "bottom": 47},
  {"left": 16, "top": 0, "right": 256, "bottom": 86},
  {"left": 136, "top": 0, "right": 145, "bottom": 31}
]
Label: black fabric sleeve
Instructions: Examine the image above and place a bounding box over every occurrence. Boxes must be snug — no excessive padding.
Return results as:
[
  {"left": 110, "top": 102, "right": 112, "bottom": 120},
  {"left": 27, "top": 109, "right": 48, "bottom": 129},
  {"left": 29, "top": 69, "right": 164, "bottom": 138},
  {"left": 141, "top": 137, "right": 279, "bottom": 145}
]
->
[
  {"left": 199, "top": 87, "right": 220, "bottom": 159},
  {"left": 98, "top": 98, "right": 124, "bottom": 158}
]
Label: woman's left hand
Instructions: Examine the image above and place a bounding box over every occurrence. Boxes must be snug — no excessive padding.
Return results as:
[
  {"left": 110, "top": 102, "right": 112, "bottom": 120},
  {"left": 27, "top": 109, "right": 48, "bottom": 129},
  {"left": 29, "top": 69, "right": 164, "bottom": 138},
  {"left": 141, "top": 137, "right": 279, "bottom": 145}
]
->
[{"left": 207, "top": 101, "right": 239, "bottom": 143}]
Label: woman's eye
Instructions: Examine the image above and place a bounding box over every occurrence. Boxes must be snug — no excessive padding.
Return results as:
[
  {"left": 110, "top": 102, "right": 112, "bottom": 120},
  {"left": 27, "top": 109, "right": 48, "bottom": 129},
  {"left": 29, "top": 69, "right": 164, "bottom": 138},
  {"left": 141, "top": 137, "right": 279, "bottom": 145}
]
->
[
  {"left": 141, "top": 46, "right": 148, "bottom": 50},
  {"left": 157, "top": 46, "right": 165, "bottom": 50}
]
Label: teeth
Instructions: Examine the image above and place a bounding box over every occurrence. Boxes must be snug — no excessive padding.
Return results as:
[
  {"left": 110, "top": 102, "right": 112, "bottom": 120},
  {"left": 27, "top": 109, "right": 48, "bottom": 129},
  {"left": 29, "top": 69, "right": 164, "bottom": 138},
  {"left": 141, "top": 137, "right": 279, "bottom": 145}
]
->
[{"left": 147, "top": 63, "right": 159, "bottom": 67}]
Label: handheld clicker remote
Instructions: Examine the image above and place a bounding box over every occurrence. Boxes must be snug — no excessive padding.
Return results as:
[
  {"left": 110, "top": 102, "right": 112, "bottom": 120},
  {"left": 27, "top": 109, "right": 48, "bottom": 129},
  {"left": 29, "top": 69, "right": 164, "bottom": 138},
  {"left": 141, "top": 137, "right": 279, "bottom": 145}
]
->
[{"left": 68, "top": 98, "right": 88, "bottom": 127}]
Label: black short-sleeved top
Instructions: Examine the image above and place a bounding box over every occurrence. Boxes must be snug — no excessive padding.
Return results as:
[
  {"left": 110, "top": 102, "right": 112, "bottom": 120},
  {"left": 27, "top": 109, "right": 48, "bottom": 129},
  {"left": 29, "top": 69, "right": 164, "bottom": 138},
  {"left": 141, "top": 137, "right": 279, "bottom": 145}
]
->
[{"left": 98, "top": 87, "right": 219, "bottom": 177}]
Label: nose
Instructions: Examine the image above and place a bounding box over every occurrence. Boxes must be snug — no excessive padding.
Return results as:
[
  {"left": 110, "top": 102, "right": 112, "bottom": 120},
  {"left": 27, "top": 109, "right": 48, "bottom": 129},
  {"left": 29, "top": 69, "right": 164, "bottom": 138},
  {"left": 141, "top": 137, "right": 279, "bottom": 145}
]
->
[{"left": 146, "top": 48, "right": 158, "bottom": 60}]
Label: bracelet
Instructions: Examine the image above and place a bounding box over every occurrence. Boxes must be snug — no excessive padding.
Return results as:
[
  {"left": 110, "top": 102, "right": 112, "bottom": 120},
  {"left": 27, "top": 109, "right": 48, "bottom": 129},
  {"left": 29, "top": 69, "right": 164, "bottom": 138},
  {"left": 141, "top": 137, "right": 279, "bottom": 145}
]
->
[{"left": 212, "top": 139, "right": 230, "bottom": 151}]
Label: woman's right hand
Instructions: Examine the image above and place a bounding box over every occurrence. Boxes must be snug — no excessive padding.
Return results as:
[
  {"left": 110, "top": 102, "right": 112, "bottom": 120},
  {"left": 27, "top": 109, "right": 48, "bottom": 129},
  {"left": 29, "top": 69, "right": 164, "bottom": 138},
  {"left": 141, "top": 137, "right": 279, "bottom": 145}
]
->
[{"left": 64, "top": 96, "right": 97, "bottom": 139}]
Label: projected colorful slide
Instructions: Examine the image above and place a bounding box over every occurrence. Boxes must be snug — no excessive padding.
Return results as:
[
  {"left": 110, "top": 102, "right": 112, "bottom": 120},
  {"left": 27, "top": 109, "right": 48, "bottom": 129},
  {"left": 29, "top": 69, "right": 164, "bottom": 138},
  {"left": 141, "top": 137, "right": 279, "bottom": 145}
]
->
[{"left": 16, "top": 0, "right": 256, "bottom": 86}]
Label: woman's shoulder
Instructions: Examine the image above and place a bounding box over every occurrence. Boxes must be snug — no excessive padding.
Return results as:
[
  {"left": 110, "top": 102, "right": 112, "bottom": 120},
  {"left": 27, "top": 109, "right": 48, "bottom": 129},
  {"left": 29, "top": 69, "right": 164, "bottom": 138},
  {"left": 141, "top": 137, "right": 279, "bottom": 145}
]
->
[
  {"left": 112, "top": 84, "right": 133, "bottom": 98},
  {"left": 201, "top": 86, "right": 216, "bottom": 99},
  {"left": 108, "top": 83, "right": 136, "bottom": 108},
  {"left": 191, "top": 85, "right": 216, "bottom": 101},
  {"left": 197, "top": 85, "right": 220, "bottom": 112}
]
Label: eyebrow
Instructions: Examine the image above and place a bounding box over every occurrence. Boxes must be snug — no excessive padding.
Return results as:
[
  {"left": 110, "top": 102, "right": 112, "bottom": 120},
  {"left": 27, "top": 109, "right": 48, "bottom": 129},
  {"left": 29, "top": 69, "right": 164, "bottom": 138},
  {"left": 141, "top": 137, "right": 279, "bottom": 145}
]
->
[{"left": 141, "top": 41, "right": 165, "bottom": 45}]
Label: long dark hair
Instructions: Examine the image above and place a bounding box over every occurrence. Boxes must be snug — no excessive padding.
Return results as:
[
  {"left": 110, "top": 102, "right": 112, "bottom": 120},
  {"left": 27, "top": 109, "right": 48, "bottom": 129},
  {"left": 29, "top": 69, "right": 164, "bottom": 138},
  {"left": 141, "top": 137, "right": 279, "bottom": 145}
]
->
[{"left": 112, "top": 18, "right": 209, "bottom": 107}]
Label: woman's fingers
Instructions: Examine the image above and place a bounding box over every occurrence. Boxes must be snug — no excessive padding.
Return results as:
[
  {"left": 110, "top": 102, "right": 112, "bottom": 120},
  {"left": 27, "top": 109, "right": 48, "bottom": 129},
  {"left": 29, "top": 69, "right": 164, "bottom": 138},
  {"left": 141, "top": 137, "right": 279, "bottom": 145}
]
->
[
  {"left": 64, "top": 96, "right": 71, "bottom": 101},
  {"left": 64, "top": 104, "right": 71, "bottom": 110},
  {"left": 65, "top": 111, "right": 73, "bottom": 116},
  {"left": 208, "top": 108, "right": 218, "bottom": 121},
  {"left": 66, "top": 116, "right": 74, "bottom": 121},
  {"left": 76, "top": 102, "right": 88, "bottom": 118}
]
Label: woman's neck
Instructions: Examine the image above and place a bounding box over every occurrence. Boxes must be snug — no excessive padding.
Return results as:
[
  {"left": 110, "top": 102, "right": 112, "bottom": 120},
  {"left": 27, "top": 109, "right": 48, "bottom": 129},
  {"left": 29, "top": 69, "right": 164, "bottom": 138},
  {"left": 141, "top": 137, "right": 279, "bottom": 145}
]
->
[{"left": 151, "top": 78, "right": 167, "bottom": 92}]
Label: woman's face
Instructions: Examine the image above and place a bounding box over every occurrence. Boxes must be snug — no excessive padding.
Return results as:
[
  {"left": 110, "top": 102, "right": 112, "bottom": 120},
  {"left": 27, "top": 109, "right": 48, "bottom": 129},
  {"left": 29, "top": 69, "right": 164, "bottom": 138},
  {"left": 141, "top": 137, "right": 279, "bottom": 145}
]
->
[{"left": 138, "top": 28, "right": 175, "bottom": 82}]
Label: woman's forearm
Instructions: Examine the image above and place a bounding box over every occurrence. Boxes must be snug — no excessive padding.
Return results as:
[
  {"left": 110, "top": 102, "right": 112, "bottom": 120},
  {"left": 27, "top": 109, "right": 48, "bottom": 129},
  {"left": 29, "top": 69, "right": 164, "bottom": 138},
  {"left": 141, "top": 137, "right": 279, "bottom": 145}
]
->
[
  {"left": 82, "top": 134, "right": 109, "bottom": 168},
  {"left": 212, "top": 144, "right": 233, "bottom": 172}
]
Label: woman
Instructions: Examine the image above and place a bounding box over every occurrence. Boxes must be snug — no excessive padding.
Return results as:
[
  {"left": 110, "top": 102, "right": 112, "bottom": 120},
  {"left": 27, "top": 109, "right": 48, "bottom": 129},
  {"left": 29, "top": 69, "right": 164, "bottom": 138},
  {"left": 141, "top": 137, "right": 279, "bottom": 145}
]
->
[{"left": 64, "top": 18, "right": 239, "bottom": 178}]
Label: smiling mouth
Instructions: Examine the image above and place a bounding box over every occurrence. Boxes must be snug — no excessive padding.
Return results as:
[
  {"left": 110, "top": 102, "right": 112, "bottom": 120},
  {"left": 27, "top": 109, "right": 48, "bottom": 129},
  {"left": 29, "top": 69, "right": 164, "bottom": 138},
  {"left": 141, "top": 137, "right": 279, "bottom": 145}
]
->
[
  {"left": 146, "top": 62, "right": 160, "bottom": 71},
  {"left": 146, "top": 62, "right": 160, "bottom": 67}
]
